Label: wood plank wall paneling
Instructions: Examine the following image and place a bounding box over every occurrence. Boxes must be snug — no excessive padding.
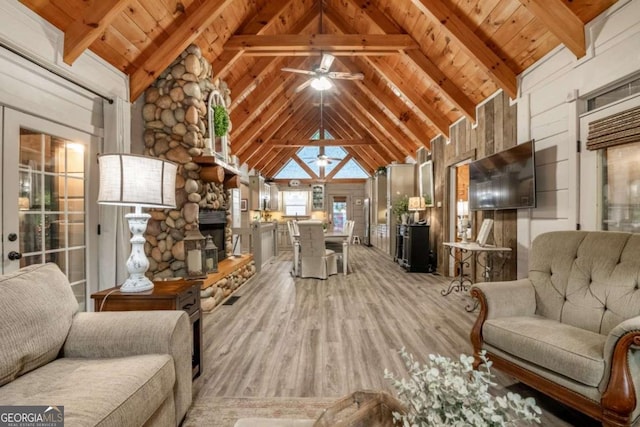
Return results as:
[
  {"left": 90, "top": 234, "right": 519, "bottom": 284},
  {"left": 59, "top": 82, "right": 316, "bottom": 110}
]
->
[{"left": 432, "top": 91, "right": 517, "bottom": 281}]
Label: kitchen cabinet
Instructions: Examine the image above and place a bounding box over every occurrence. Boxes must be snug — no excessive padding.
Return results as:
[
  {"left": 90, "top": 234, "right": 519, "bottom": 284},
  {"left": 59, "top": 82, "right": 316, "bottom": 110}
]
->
[
  {"left": 269, "top": 183, "right": 279, "bottom": 211},
  {"left": 249, "top": 175, "right": 266, "bottom": 210},
  {"left": 386, "top": 164, "right": 415, "bottom": 257},
  {"left": 311, "top": 184, "right": 324, "bottom": 210}
]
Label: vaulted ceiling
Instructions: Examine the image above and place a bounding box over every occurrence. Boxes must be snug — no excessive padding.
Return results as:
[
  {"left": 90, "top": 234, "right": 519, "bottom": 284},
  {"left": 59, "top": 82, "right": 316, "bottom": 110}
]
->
[{"left": 21, "top": 0, "right": 617, "bottom": 179}]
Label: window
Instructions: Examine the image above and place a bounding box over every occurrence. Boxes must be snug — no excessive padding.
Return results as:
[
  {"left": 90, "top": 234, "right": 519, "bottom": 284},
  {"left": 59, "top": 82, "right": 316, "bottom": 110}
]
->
[
  {"left": 282, "top": 190, "right": 309, "bottom": 216},
  {"left": 601, "top": 141, "right": 640, "bottom": 232},
  {"left": 587, "top": 76, "right": 640, "bottom": 111}
]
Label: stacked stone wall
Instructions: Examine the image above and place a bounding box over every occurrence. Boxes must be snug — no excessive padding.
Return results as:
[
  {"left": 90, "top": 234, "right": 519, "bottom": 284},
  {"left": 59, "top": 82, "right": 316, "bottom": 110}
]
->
[{"left": 141, "top": 44, "right": 233, "bottom": 279}]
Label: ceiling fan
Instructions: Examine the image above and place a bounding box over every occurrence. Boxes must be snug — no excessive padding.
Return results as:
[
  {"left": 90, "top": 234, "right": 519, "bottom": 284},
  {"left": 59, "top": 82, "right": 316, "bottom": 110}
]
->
[
  {"left": 301, "top": 91, "right": 342, "bottom": 167},
  {"left": 282, "top": 53, "right": 364, "bottom": 93},
  {"left": 281, "top": 1, "right": 363, "bottom": 93}
]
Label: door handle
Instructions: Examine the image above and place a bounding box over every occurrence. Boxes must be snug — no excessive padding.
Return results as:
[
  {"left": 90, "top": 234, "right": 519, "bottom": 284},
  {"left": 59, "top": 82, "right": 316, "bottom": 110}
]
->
[{"left": 8, "top": 251, "right": 22, "bottom": 261}]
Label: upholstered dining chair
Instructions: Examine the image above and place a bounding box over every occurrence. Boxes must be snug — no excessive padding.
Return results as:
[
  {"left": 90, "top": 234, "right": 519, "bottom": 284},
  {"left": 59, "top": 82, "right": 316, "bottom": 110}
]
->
[
  {"left": 326, "top": 220, "right": 354, "bottom": 272},
  {"left": 297, "top": 221, "right": 337, "bottom": 279}
]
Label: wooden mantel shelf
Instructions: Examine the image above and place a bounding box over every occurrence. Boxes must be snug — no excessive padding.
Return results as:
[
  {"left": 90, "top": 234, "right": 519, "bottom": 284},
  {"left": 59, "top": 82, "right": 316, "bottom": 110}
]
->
[
  {"left": 193, "top": 156, "right": 241, "bottom": 187},
  {"left": 193, "top": 156, "right": 241, "bottom": 177},
  {"left": 201, "top": 254, "right": 254, "bottom": 290}
]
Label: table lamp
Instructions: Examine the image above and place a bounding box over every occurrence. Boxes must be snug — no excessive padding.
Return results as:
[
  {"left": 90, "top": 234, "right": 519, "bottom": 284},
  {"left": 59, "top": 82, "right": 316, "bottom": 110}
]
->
[
  {"left": 408, "top": 196, "right": 426, "bottom": 223},
  {"left": 98, "top": 154, "right": 177, "bottom": 292},
  {"left": 457, "top": 200, "right": 470, "bottom": 243}
]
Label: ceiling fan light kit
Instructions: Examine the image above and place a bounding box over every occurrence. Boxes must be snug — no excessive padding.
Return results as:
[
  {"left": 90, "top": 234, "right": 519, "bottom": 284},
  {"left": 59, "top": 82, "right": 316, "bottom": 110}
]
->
[{"left": 310, "top": 75, "right": 333, "bottom": 91}]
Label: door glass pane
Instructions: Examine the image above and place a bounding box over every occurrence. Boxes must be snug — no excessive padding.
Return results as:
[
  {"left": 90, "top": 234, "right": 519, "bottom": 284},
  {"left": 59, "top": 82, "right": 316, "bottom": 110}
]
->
[
  {"left": 20, "top": 254, "right": 43, "bottom": 269},
  {"left": 68, "top": 249, "right": 85, "bottom": 284},
  {"left": 602, "top": 141, "right": 640, "bottom": 231},
  {"left": 67, "top": 214, "right": 85, "bottom": 247},
  {"left": 19, "top": 212, "right": 41, "bottom": 253},
  {"left": 44, "top": 136, "right": 65, "bottom": 173},
  {"left": 18, "top": 129, "right": 87, "bottom": 308},
  {"left": 44, "top": 213, "right": 64, "bottom": 250}
]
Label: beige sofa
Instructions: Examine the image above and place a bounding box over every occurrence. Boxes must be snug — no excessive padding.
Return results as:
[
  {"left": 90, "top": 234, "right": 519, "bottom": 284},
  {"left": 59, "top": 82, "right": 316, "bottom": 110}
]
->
[
  {"left": 471, "top": 231, "right": 640, "bottom": 426},
  {"left": 0, "top": 263, "right": 192, "bottom": 427}
]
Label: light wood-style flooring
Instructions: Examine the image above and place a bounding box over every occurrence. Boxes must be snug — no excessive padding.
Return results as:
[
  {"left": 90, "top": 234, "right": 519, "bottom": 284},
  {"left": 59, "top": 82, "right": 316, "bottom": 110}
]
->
[{"left": 193, "top": 245, "right": 597, "bottom": 426}]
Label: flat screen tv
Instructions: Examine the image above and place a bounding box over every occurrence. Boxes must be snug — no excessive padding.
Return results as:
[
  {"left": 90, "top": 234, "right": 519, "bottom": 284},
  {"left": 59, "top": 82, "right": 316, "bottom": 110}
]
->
[{"left": 469, "top": 140, "right": 536, "bottom": 211}]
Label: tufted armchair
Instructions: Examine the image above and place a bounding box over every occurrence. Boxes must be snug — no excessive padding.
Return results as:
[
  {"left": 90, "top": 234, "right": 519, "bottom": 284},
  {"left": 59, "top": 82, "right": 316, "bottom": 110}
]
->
[{"left": 471, "top": 231, "right": 640, "bottom": 426}]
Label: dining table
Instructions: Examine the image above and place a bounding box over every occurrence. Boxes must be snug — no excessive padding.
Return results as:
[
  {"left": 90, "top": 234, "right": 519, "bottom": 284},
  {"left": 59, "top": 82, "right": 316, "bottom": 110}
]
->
[{"left": 292, "top": 229, "right": 350, "bottom": 276}]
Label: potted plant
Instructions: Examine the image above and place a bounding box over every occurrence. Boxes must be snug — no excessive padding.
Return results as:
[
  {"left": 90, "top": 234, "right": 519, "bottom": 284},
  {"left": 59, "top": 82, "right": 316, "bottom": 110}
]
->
[
  {"left": 392, "top": 195, "right": 409, "bottom": 224},
  {"left": 385, "top": 349, "right": 542, "bottom": 426}
]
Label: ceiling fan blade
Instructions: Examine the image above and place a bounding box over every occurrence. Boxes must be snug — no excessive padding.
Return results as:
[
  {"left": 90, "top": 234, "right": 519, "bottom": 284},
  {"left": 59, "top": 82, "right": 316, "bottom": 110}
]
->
[
  {"left": 294, "top": 79, "right": 313, "bottom": 93},
  {"left": 328, "top": 157, "right": 342, "bottom": 161},
  {"left": 318, "top": 53, "right": 335, "bottom": 72},
  {"left": 327, "top": 71, "right": 364, "bottom": 80},
  {"left": 282, "top": 67, "right": 316, "bottom": 76}
]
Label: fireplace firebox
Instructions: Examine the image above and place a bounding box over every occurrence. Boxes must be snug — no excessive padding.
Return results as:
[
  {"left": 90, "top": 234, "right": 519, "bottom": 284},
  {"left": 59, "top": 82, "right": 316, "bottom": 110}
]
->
[{"left": 199, "top": 210, "right": 226, "bottom": 263}]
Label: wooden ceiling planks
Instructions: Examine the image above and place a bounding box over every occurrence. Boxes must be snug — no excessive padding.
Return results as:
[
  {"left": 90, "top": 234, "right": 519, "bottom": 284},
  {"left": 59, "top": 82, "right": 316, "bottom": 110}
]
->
[{"left": 20, "top": 0, "right": 620, "bottom": 180}]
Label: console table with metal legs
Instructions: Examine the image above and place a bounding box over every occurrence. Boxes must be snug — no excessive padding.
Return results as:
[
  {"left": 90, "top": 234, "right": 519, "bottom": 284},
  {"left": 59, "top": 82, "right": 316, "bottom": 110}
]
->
[{"left": 442, "top": 242, "right": 512, "bottom": 311}]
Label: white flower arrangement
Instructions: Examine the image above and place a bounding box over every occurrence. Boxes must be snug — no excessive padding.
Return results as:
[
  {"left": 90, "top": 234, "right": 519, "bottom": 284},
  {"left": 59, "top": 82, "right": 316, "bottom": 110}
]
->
[{"left": 385, "top": 349, "right": 542, "bottom": 427}]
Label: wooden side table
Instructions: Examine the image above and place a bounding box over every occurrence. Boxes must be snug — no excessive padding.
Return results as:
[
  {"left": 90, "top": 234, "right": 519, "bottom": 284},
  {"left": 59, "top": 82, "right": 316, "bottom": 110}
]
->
[{"left": 91, "top": 279, "right": 203, "bottom": 379}]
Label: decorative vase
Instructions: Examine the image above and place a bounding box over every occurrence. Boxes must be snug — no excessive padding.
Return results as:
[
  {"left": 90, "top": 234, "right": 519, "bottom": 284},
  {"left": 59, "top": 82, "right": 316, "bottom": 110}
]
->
[{"left": 401, "top": 213, "right": 409, "bottom": 225}]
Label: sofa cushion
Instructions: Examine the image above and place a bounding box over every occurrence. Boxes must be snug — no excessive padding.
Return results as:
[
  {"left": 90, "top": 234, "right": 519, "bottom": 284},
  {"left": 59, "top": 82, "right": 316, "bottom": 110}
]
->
[
  {"left": 483, "top": 316, "right": 606, "bottom": 387},
  {"left": 0, "top": 263, "right": 78, "bottom": 387},
  {"left": 0, "top": 354, "right": 175, "bottom": 427}
]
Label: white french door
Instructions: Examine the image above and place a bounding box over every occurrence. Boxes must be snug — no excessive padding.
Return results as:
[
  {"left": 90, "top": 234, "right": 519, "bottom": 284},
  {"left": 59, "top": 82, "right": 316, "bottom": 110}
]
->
[{"left": 2, "top": 108, "right": 98, "bottom": 310}]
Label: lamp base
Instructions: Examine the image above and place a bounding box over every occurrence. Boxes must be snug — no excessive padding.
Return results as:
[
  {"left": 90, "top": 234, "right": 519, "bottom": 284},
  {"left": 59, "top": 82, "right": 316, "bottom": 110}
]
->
[
  {"left": 121, "top": 211, "right": 154, "bottom": 293},
  {"left": 120, "top": 275, "right": 154, "bottom": 293}
]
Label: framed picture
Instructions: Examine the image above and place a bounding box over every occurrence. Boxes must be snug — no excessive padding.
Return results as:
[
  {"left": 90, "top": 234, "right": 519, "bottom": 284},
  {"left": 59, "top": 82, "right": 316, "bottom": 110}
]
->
[{"left": 241, "top": 199, "right": 248, "bottom": 212}]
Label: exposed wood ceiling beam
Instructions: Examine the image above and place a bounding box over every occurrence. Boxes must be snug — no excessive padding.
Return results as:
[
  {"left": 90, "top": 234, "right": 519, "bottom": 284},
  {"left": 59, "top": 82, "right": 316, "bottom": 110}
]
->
[
  {"left": 323, "top": 109, "right": 391, "bottom": 167},
  {"left": 331, "top": 95, "right": 405, "bottom": 162},
  {"left": 334, "top": 59, "right": 431, "bottom": 150},
  {"left": 224, "top": 34, "right": 418, "bottom": 52},
  {"left": 217, "top": 1, "right": 319, "bottom": 93},
  {"left": 410, "top": 0, "right": 518, "bottom": 98},
  {"left": 129, "top": 0, "right": 234, "bottom": 101},
  {"left": 236, "top": 50, "right": 403, "bottom": 57},
  {"left": 324, "top": 9, "right": 449, "bottom": 139},
  {"left": 235, "top": 88, "right": 314, "bottom": 160},
  {"left": 325, "top": 155, "right": 353, "bottom": 180},
  {"left": 267, "top": 138, "right": 372, "bottom": 147},
  {"left": 341, "top": 0, "right": 476, "bottom": 123},
  {"left": 292, "top": 156, "right": 320, "bottom": 179},
  {"left": 366, "top": 56, "right": 450, "bottom": 138},
  {"left": 242, "top": 102, "right": 316, "bottom": 170},
  {"left": 333, "top": 98, "right": 405, "bottom": 163},
  {"left": 340, "top": 0, "right": 476, "bottom": 127},
  {"left": 322, "top": 108, "right": 362, "bottom": 140},
  {"left": 518, "top": 0, "right": 586, "bottom": 58},
  {"left": 263, "top": 147, "right": 299, "bottom": 177},
  {"left": 211, "top": 0, "right": 295, "bottom": 81},
  {"left": 245, "top": 104, "right": 316, "bottom": 167},
  {"left": 231, "top": 57, "right": 308, "bottom": 136},
  {"left": 63, "top": 0, "right": 133, "bottom": 65},
  {"left": 334, "top": 80, "right": 415, "bottom": 157},
  {"left": 263, "top": 119, "right": 320, "bottom": 175}
]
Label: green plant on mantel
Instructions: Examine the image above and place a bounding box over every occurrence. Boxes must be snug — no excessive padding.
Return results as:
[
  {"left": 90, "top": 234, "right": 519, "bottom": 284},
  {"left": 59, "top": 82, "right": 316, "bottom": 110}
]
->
[{"left": 213, "top": 105, "right": 229, "bottom": 137}]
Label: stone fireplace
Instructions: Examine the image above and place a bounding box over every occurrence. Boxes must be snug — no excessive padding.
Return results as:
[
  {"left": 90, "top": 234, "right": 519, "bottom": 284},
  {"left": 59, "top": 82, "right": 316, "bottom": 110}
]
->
[
  {"left": 141, "top": 44, "right": 233, "bottom": 280},
  {"left": 199, "top": 209, "right": 226, "bottom": 263}
]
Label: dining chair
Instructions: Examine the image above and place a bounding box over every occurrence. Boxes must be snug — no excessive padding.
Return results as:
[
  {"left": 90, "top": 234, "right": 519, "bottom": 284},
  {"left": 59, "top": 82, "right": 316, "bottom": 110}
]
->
[
  {"left": 297, "top": 221, "right": 337, "bottom": 279},
  {"left": 326, "top": 220, "right": 354, "bottom": 272}
]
